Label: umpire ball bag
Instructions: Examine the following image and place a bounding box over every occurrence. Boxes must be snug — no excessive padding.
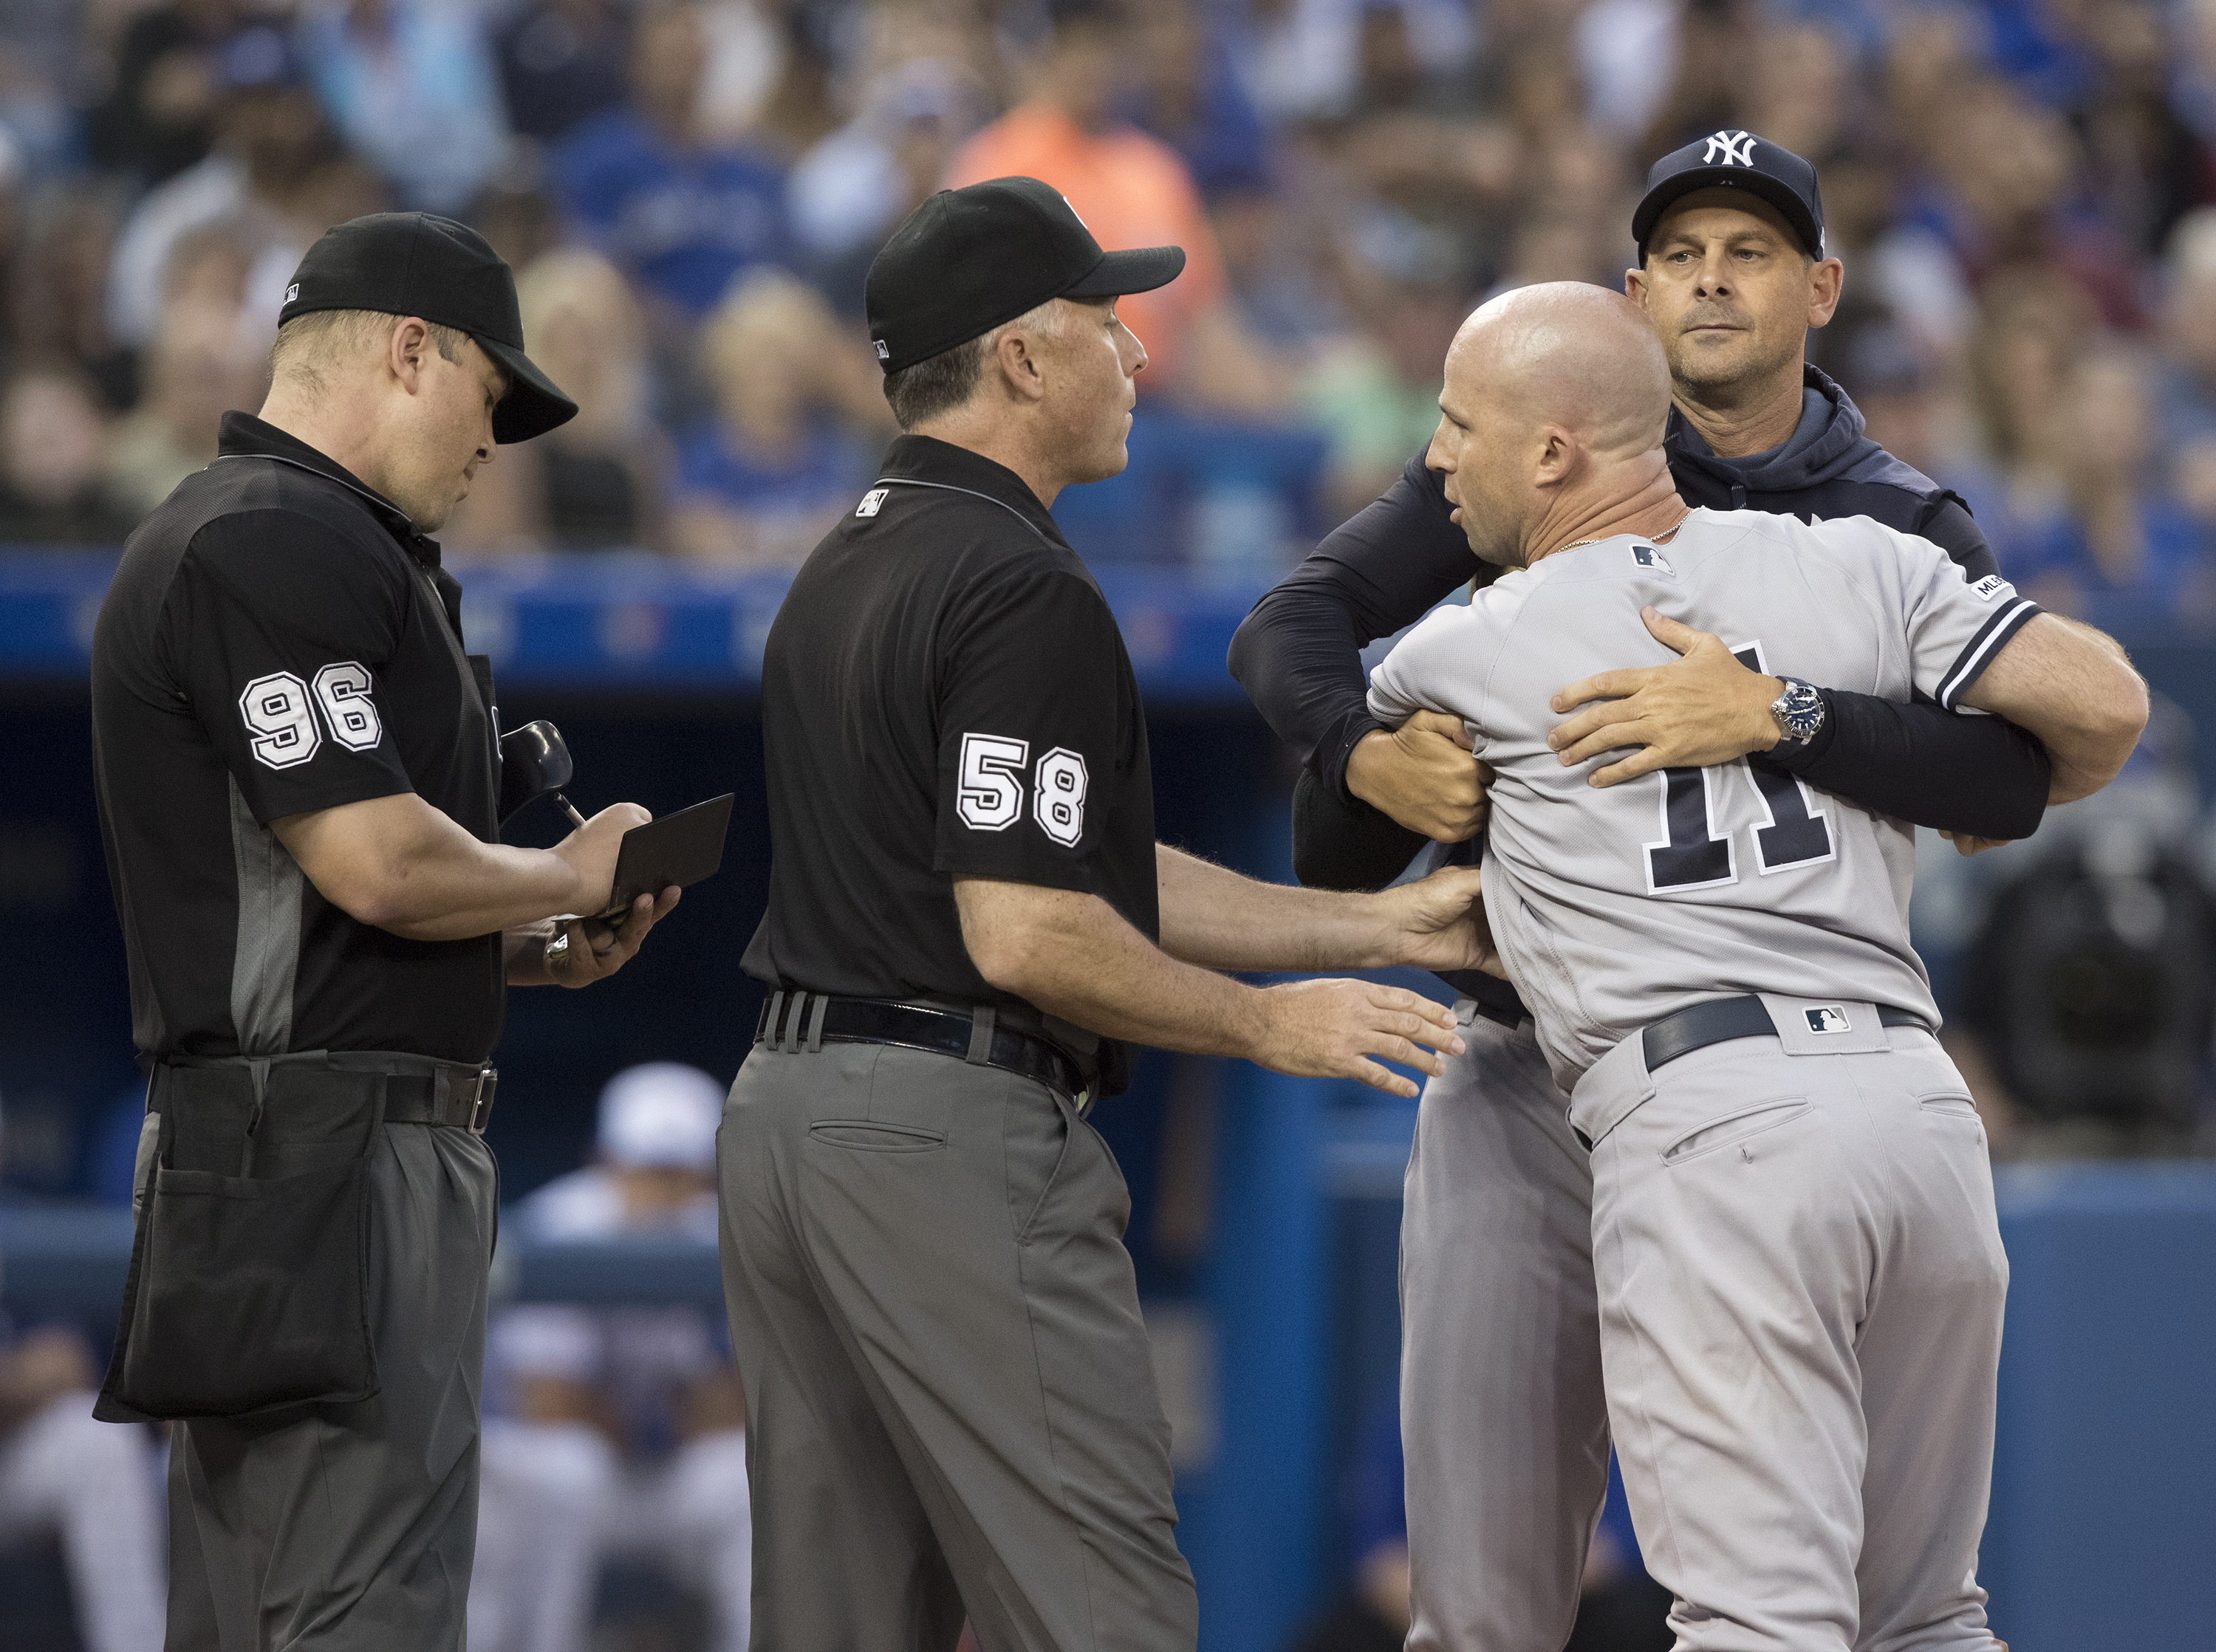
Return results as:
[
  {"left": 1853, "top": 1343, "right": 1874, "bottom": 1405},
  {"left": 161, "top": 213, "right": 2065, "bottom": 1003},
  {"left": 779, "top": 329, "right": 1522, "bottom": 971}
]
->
[{"left": 95, "top": 1055, "right": 386, "bottom": 1423}]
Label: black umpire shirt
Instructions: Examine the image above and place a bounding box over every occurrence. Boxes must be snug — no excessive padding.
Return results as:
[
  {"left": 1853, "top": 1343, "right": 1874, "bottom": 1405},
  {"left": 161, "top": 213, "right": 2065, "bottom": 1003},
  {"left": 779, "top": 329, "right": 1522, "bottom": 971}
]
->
[
  {"left": 92, "top": 412, "right": 503, "bottom": 1066},
  {"left": 743, "top": 435, "right": 1157, "bottom": 1007}
]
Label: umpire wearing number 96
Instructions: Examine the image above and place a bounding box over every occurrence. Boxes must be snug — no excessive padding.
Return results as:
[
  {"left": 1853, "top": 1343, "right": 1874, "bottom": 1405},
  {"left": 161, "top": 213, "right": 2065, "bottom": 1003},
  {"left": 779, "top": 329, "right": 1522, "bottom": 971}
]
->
[
  {"left": 88, "top": 213, "right": 679, "bottom": 1650},
  {"left": 728, "top": 177, "right": 1498, "bottom": 1651}
]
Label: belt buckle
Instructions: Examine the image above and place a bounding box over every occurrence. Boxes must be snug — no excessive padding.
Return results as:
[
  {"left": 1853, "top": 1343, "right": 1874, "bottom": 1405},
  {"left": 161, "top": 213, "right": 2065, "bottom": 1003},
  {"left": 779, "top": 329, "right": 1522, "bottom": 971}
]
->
[{"left": 468, "top": 1069, "right": 498, "bottom": 1134}]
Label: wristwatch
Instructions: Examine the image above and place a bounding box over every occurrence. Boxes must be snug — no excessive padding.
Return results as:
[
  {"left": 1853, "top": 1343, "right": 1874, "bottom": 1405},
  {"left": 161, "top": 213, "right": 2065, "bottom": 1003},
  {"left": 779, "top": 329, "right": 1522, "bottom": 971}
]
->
[{"left": 1768, "top": 676, "right": 1826, "bottom": 746}]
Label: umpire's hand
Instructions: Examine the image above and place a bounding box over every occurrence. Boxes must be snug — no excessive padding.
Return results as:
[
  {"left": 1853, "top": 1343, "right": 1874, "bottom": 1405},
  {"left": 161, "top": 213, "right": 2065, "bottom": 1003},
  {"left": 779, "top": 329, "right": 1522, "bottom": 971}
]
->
[
  {"left": 1369, "top": 865, "right": 1504, "bottom": 977},
  {"left": 1254, "top": 980, "right": 1466, "bottom": 1098},
  {"left": 543, "top": 887, "right": 683, "bottom": 987}
]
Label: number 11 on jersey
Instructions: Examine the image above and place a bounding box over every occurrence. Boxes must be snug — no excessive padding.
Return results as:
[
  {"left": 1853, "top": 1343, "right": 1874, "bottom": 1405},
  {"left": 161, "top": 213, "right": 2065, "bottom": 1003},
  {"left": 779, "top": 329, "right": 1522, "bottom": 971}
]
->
[{"left": 1642, "top": 644, "right": 1836, "bottom": 894}]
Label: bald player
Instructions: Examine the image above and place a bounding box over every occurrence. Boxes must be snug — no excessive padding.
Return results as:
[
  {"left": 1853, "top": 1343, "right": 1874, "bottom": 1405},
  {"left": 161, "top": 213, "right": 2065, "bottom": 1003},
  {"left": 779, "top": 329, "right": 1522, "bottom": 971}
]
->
[{"left": 1367, "top": 283, "right": 2145, "bottom": 1651}]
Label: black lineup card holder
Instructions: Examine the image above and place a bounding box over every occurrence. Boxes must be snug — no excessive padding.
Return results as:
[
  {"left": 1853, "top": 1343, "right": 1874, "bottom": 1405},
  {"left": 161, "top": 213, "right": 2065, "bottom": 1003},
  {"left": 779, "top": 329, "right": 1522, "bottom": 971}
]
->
[{"left": 599, "top": 793, "right": 736, "bottom": 916}]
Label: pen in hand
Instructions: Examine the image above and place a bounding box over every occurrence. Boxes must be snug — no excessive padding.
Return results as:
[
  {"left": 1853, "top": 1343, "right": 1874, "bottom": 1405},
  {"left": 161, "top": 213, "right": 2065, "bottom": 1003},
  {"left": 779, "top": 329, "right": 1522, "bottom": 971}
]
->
[{"left": 556, "top": 792, "right": 632, "bottom": 929}]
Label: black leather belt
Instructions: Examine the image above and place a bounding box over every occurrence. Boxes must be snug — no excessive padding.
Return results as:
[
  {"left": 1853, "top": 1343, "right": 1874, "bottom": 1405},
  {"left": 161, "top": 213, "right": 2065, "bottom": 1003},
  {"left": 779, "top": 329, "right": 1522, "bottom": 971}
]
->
[
  {"left": 1642, "top": 995, "right": 1927, "bottom": 1073},
  {"left": 756, "top": 992, "right": 1090, "bottom": 1103},
  {"left": 380, "top": 1064, "right": 499, "bottom": 1133},
  {"left": 153, "top": 1052, "right": 498, "bottom": 1133}
]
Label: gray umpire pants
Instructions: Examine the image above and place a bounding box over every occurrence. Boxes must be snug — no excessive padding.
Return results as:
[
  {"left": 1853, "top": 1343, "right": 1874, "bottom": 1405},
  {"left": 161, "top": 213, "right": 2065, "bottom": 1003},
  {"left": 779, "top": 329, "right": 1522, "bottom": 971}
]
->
[
  {"left": 1572, "top": 1002, "right": 2008, "bottom": 1652},
  {"left": 718, "top": 1034, "right": 1198, "bottom": 1652},
  {"left": 165, "top": 1120, "right": 497, "bottom": 1652},
  {"left": 1401, "top": 1010, "right": 1610, "bottom": 1652}
]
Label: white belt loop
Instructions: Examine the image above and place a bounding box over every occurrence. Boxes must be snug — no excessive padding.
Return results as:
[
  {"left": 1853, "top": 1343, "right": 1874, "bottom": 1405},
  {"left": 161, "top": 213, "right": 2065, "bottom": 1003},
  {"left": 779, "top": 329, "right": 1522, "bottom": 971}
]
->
[
  {"left": 804, "top": 993, "right": 830, "bottom": 1054},
  {"left": 965, "top": 1006, "right": 996, "bottom": 1065}
]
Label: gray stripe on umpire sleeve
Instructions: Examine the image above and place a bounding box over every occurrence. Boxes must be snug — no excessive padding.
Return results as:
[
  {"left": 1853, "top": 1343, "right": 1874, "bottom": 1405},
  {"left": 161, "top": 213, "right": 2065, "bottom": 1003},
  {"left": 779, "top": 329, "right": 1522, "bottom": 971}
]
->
[{"left": 228, "top": 774, "right": 302, "bottom": 1055}]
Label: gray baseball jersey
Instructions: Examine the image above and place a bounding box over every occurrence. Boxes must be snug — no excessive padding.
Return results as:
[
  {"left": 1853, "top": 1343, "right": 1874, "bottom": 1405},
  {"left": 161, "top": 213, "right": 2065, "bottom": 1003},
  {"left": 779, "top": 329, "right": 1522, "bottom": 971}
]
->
[{"left": 1367, "top": 505, "right": 2042, "bottom": 1088}]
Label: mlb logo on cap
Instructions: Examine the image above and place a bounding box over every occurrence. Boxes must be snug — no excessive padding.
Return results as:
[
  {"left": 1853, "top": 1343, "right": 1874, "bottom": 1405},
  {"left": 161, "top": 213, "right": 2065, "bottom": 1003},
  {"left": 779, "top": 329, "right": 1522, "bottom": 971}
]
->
[{"left": 1805, "top": 1006, "right": 1852, "bottom": 1034}]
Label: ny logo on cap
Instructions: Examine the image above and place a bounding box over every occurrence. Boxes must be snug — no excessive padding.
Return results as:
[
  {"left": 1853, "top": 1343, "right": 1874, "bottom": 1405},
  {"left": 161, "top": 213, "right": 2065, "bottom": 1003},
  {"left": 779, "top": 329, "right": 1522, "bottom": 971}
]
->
[
  {"left": 1805, "top": 1006, "right": 1851, "bottom": 1034},
  {"left": 1703, "top": 129, "right": 1757, "bottom": 168}
]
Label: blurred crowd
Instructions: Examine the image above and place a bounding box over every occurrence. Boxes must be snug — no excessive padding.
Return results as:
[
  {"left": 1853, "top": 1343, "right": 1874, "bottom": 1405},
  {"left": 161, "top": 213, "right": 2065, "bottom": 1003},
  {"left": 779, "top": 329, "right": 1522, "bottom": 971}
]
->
[{"left": 1, "top": 0, "right": 2215, "bottom": 603}]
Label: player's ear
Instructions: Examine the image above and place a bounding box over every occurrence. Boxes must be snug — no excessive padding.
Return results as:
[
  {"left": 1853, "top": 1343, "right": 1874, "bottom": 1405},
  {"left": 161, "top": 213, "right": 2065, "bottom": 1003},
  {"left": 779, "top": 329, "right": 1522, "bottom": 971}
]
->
[{"left": 1531, "top": 426, "right": 1578, "bottom": 487}]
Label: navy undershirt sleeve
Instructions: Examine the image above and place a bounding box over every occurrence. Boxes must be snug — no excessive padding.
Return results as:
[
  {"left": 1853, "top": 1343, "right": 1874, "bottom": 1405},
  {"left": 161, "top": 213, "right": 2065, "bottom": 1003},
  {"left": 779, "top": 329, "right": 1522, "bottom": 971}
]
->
[
  {"left": 1768, "top": 492, "right": 2051, "bottom": 837},
  {"left": 1228, "top": 455, "right": 1477, "bottom": 794}
]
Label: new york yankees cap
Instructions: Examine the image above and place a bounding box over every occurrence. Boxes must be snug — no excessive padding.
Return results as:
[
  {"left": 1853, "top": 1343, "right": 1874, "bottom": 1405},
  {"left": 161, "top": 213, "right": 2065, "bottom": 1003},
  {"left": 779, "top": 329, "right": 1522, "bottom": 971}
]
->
[
  {"left": 277, "top": 212, "right": 579, "bottom": 443},
  {"left": 865, "top": 176, "right": 1186, "bottom": 374},
  {"left": 1632, "top": 130, "right": 1827, "bottom": 261}
]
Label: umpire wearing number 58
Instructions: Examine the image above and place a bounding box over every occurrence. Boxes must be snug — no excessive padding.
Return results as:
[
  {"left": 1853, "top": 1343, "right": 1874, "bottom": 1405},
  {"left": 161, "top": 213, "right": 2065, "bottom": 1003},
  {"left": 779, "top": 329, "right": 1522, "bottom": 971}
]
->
[
  {"left": 728, "top": 178, "right": 1496, "bottom": 1651},
  {"left": 89, "top": 213, "right": 680, "bottom": 1650}
]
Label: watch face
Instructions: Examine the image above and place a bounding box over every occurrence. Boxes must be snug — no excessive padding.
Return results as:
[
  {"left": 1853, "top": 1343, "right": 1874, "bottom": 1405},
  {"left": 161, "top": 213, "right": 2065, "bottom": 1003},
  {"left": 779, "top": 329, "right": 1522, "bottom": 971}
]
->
[{"left": 1776, "top": 679, "right": 1823, "bottom": 739}]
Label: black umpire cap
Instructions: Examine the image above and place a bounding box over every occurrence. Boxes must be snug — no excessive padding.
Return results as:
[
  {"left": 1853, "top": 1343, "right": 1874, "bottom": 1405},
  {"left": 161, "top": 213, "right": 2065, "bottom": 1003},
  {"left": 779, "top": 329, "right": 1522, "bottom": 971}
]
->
[
  {"left": 1632, "top": 130, "right": 1827, "bottom": 262},
  {"left": 865, "top": 176, "right": 1187, "bottom": 374},
  {"left": 276, "top": 212, "right": 579, "bottom": 444}
]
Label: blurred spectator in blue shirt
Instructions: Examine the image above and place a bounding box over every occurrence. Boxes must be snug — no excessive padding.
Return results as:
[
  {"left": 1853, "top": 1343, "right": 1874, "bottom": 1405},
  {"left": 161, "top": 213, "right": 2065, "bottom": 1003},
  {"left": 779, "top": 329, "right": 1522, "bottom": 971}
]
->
[
  {"left": 670, "top": 269, "right": 881, "bottom": 567},
  {"left": 496, "top": 0, "right": 630, "bottom": 147},
  {"left": 1124, "top": 0, "right": 1270, "bottom": 199},
  {"left": 551, "top": 0, "right": 790, "bottom": 323},
  {"left": 297, "top": 0, "right": 510, "bottom": 215},
  {"left": 473, "top": 1063, "right": 748, "bottom": 1652},
  {"left": 2008, "top": 348, "right": 2214, "bottom": 623},
  {"left": 443, "top": 249, "right": 671, "bottom": 554},
  {"left": 1890, "top": 75, "right": 2141, "bottom": 331}
]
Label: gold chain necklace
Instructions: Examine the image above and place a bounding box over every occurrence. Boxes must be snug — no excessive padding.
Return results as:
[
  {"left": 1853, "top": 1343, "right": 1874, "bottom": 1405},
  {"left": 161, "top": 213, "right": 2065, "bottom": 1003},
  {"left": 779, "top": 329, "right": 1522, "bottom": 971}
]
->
[{"left": 1557, "top": 520, "right": 1683, "bottom": 556}]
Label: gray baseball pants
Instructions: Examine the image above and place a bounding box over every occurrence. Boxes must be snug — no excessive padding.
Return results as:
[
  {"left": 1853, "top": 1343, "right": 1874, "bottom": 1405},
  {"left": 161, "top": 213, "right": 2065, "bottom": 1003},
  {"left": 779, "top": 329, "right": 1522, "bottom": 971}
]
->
[
  {"left": 717, "top": 1035, "right": 1198, "bottom": 1652},
  {"left": 1401, "top": 1010, "right": 1611, "bottom": 1652},
  {"left": 165, "top": 1120, "right": 496, "bottom": 1651},
  {"left": 1572, "top": 1001, "right": 2008, "bottom": 1652}
]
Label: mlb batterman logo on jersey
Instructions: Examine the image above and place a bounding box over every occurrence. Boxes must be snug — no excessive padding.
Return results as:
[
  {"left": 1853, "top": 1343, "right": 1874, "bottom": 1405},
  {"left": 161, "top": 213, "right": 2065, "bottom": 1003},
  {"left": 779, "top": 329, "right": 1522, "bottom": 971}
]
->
[
  {"left": 1632, "top": 545, "right": 1675, "bottom": 576},
  {"left": 1805, "top": 1006, "right": 1852, "bottom": 1034}
]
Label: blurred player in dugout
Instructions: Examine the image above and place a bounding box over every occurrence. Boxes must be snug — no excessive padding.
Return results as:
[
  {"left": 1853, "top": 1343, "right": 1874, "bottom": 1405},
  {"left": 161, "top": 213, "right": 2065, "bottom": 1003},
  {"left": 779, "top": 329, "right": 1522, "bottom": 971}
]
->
[{"left": 473, "top": 1062, "right": 752, "bottom": 1652}]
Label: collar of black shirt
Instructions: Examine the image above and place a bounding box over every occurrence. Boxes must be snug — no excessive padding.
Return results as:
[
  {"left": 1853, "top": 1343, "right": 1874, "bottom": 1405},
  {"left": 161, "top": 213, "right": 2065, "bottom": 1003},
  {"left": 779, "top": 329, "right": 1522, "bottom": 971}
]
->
[
  {"left": 214, "top": 411, "right": 445, "bottom": 569},
  {"left": 877, "top": 433, "right": 1070, "bottom": 548}
]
